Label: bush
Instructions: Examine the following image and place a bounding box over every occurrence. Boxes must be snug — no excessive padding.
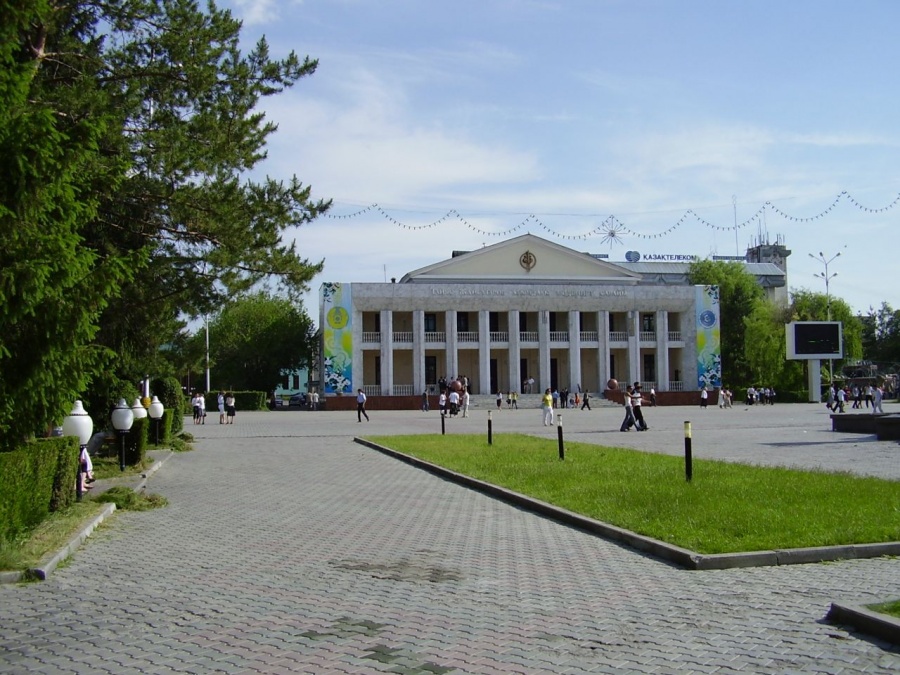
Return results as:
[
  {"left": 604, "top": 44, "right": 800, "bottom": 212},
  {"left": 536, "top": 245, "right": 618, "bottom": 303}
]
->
[
  {"left": 153, "top": 377, "right": 185, "bottom": 434},
  {"left": 0, "top": 437, "right": 75, "bottom": 544}
]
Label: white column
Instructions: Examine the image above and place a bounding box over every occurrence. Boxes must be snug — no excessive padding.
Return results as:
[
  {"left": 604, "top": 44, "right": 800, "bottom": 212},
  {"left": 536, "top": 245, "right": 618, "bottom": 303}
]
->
[
  {"left": 598, "top": 311, "right": 609, "bottom": 392},
  {"left": 628, "top": 310, "right": 641, "bottom": 387},
  {"left": 508, "top": 310, "right": 521, "bottom": 393},
  {"left": 380, "top": 310, "right": 393, "bottom": 395},
  {"left": 568, "top": 310, "right": 581, "bottom": 393},
  {"left": 479, "top": 309, "right": 491, "bottom": 394},
  {"left": 539, "top": 310, "right": 551, "bottom": 391},
  {"left": 413, "top": 309, "right": 425, "bottom": 395},
  {"left": 445, "top": 309, "right": 458, "bottom": 382},
  {"left": 656, "top": 310, "right": 670, "bottom": 391}
]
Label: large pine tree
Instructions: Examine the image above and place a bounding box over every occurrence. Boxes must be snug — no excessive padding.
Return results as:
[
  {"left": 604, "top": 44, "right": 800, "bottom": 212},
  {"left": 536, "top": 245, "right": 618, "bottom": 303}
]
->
[{"left": 0, "top": 0, "right": 328, "bottom": 448}]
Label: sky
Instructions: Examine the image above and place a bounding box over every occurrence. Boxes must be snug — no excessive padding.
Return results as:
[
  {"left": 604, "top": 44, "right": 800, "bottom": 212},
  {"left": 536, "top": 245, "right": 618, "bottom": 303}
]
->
[{"left": 222, "top": 0, "right": 900, "bottom": 317}]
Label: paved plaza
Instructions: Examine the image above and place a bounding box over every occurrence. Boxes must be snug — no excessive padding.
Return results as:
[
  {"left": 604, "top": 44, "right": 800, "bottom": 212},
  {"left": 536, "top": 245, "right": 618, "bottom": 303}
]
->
[{"left": 1, "top": 401, "right": 899, "bottom": 674}]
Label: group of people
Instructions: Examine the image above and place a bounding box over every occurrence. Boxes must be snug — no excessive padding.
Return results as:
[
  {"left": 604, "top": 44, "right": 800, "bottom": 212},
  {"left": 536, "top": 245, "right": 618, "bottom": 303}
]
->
[
  {"left": 190, "top": 391, "right": 236, "bottom": 424},
  {"left": 827, "top": 383, "right": 885, "bottom": 414},
  {"left": 619, "top": 383, "right": 649, "bottom": 431}
]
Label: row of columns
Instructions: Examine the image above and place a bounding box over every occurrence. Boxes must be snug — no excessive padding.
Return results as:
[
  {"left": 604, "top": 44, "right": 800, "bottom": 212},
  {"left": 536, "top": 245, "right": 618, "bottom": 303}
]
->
[{"left": 376, "top": 308, "right": 675, "bottom": 395}]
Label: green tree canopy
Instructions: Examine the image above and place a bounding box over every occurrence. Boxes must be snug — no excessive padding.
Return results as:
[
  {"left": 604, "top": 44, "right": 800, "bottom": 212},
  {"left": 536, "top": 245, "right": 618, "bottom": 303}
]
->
[
  {"left": 199, "top": 293, "right": 317, "bottom": 393},
  {"left": 1, "top": 0, "right": 329, "bottom": 447}
]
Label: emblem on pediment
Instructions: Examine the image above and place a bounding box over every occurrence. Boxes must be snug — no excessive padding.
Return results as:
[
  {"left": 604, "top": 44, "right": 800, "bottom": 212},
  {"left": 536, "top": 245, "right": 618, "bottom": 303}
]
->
[{"left": 519, "top": 250, "right": 536, "bottom": 272}]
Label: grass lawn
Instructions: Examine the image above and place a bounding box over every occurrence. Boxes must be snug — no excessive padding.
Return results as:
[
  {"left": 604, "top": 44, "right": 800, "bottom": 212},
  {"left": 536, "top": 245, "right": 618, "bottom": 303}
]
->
[
  {"left": 868, "top": 600, "right": 900, "bottom": 619},
  {"left": 368, "top": 434, "right": 900, "bottom": 555},
  {"left": 0, "top": 502, "right": 111, "bottom": 573}
]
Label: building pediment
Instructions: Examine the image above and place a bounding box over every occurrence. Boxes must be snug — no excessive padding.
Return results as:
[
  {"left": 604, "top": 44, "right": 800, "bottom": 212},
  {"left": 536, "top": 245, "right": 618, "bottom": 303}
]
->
[{"left": 400, "top": 234, "right": 642, "bottom": 284}]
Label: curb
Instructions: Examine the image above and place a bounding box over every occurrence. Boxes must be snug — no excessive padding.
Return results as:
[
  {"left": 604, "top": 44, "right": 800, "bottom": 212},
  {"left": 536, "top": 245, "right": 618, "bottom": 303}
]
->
[
  {"left": 354, "top": 437, "right": 900, "bottom": 570},
  {"left": 827, "top": 602, "right": 900, "bottom": 645}
]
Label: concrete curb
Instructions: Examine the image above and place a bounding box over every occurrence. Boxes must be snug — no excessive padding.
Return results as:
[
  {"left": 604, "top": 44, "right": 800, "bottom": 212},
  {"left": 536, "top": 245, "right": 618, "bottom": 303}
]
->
[
  {"left": 827, "top": 602, "right": 900, "bottom": 645},
  {"left": 0, "top": 450, "right": 174, "bottom": 584},
  {"left": 354, "top": 437, "right": 900, "bottom": 570}
]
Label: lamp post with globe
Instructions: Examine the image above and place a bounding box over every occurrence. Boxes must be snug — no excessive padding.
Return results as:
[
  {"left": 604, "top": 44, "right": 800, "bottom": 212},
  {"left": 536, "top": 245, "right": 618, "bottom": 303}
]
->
[
  {"left": 62, "top": 401, "right": 93, "bottom": 502},
  {"left": 148, "top": 396, "right": 165, "bottom": 446},
  {"left": 111, "top": 399, "right": 135, "bottom": 472}
]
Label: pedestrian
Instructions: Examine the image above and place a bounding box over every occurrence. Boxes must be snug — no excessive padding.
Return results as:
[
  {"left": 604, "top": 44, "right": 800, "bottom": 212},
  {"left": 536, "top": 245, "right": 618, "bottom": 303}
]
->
[
  {"left": 421, "top": 391, "right": 429, "bottom": 412},
  {"left": 835, "top": 386, "right": 846, "bottom": 413},
  {"left": 198, "top": 392, "right": 206, "bottom": 424},
  {"left": 438, "top": 391, "right": 447, "bottom": 415},
  {"left": 310, "top": 390, "right": 319, "bottom": 410},
  {"left": 225, "top": 392, "right": 236, "bottom": 424},
  {"left": 217, "top": 390, "right": 226, "bottom": 424},
  {"left": 620, "top": 385, "right": 636, "bottom": 431},
  {"left": 700, "top": 386, "right": 708, "bottom": 408},
  {"left": 506, "top": 391, "right": 512, "bottom": 408},
  {"left": 511, "top": 391, "right": 518, "bottom": 409},
  {"left": 873, "top": 385, "right": 884, "bottom": 414},
  {"left": 356, "top": 388, "right": 369, "bottom": 422},
  {"left": 649, "top": 386, "right": 657, "bottom": 406},
  {"left": 632, "top": 383, "right": 648, "bottom": 431},
  {"left": 496, "top": 390, "right": 503, "bottom": 410},
  {"left": 191, "top": 391, "right": 202, "bottom": 424},
  {"left": 580, "top": 391, "right": 591, "bottom": 410},
  {"left": 541, "top": 388, "right": 555, "bottom": 426},
  {"left": 551, "top": 388, "right": 560, "bottom": 409},
  {"left": 717, "top": 387, "right": 725, "bottom": 409},
  {"left": 448, "top": 389, "right": 460, "bottom": 417},
  {"left": 461, "top": 388, "right": 470, "bottom": 417}
]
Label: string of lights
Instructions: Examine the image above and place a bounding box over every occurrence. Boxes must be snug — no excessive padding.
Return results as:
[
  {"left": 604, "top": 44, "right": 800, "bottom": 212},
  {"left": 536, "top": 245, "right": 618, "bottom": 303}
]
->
[{"left": 323, "top": 191, "right": 900, "bottom": 244}]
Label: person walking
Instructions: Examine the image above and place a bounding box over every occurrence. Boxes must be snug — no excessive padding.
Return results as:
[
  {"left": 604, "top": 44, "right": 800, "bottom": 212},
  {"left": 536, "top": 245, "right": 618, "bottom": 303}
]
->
[
  {"left": 580, "top": 390, "right": 591, "bottom": 410},
  {"left": 421, "top": 391, "right": 429, "bottom": 412},
  {"left": 649, "top": 386, "right": 657, "bottom": 406},
  {"left": 496, "top": 390, "right": 503, "bottom": 410},
  {"left": 511, "top": 391, "right": 518, "bottom": 409},
  {"left": 356, "top": 389, "right": 369, "bottom": 422},
  {"left": 541, "top": 388, "right": 555, "bottom": 426},
  {"left": 461, "top": 388, "right": 470, "bottom": 417},
  {"left": 700, "top": 386, "right": 708, "bottom": 409},
  {"left": 872, "top": 385, "right": 884, "bottom": 414},
  {"left": 225, "top": 392, "right": 236, "bottom": 424},
  {"left": 217, "top": 391, "right": 226, "bottom": 424},
  {"left": 620, "top": 385, "right": 636, "bottom": 431},
  {"left": 632, "top": 383, "right": 648, "bottom": 431},
  {"left": 438, "top": 391, "right": 447, "bottom": 415}
]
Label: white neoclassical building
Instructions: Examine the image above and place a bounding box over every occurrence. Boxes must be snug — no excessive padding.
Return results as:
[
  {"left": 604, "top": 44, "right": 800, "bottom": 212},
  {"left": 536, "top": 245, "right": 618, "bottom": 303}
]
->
[{"left": 319, "top": 234, "right": 788, "bottom": 398}]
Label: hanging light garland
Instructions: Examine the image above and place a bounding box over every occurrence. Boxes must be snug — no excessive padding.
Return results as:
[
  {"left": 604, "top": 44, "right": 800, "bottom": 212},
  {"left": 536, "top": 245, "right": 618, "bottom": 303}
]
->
[{"left": 323, "top": 191, "right": 900, "bottom": 243}]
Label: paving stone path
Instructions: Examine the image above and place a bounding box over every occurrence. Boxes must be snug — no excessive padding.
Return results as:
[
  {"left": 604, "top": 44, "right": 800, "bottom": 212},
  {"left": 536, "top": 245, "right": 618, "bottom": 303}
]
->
[{"left": 2, "top": 402, "right": 899, "bottom": 674}]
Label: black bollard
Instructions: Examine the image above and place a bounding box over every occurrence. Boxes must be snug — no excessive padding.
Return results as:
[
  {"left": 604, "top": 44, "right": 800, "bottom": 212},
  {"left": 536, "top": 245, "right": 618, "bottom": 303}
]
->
[
  {"left": 684, "top": 421, "right": 693, "bottom": 482},
  {"left": 488, "top": 411, "right": 493, "bottom": 445},
  {"left": 557, "top": 414, "right": 564, "bottom": 460},
  {"left": 441, "top": 411, "right": 446, "bottom": 435},
  {"left": 119, "top": 432, "right": 127, "bottom": 472}
]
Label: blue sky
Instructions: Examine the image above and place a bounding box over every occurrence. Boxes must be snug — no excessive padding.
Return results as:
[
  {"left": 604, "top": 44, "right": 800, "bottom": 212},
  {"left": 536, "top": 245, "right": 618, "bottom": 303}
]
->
[{"left": 223, "top": 0, "right": 899, "bottom": 316}]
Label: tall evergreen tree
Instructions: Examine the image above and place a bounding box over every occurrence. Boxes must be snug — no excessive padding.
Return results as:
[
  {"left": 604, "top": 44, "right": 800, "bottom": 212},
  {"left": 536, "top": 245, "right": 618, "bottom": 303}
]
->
[{"left": 0, "top": 0, "right": 328, "bottom": 447}]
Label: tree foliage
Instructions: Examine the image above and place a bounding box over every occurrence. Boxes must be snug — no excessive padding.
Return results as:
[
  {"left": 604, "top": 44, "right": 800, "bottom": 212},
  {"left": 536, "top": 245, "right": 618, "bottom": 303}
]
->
[
  {"left": 0, "top": 0, "right": 328, "bottom": 448},
  {"left": 860, "top": 302, "right": 900, "bottom": 368},
  {"left": 200, "top": 293, "right": 316, "bottom": 392}
]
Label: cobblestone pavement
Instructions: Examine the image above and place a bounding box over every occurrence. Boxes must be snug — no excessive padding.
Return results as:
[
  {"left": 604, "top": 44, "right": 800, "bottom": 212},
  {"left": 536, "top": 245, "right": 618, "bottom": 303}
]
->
[{"left": 2, "top": 403, "right": 899, "bottom": 674}]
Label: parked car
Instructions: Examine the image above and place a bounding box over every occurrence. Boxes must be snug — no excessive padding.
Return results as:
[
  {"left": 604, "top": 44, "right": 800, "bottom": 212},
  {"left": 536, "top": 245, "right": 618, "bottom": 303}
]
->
[{"left": 289, "top": 393, "right": 306, "bottom": 407}]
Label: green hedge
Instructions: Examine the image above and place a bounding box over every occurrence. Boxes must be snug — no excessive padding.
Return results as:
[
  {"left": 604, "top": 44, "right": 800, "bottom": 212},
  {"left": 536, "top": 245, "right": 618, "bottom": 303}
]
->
[
  {"left": 0, "top": 437, "right": 77, "bottom": 544},
  {"left": 153, "top": 377, "right": 184, "bottom": 435}
]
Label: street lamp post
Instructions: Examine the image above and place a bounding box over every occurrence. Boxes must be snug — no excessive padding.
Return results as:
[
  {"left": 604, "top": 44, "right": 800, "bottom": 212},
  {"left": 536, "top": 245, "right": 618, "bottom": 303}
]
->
[
  {"left": 62, "top": 401, "right": 93, "bottom": 502},
  {"left": 111, "top": 399, "right": 135, "bottom": 472},
  {"left": 809, "top": 251, "right": 840, "bottom": 385},
  {"left": 148, "top": 396, "right": 165, "bottom": 446}
]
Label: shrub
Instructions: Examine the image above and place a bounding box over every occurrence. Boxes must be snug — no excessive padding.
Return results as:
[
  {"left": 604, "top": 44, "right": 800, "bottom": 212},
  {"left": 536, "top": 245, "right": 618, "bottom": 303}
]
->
[
  {"left": 153, "top": 377, "right": 185, "bottom": 434},
  {"left": 0, "top": 437, "right": 74, "bottom": 544}
]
